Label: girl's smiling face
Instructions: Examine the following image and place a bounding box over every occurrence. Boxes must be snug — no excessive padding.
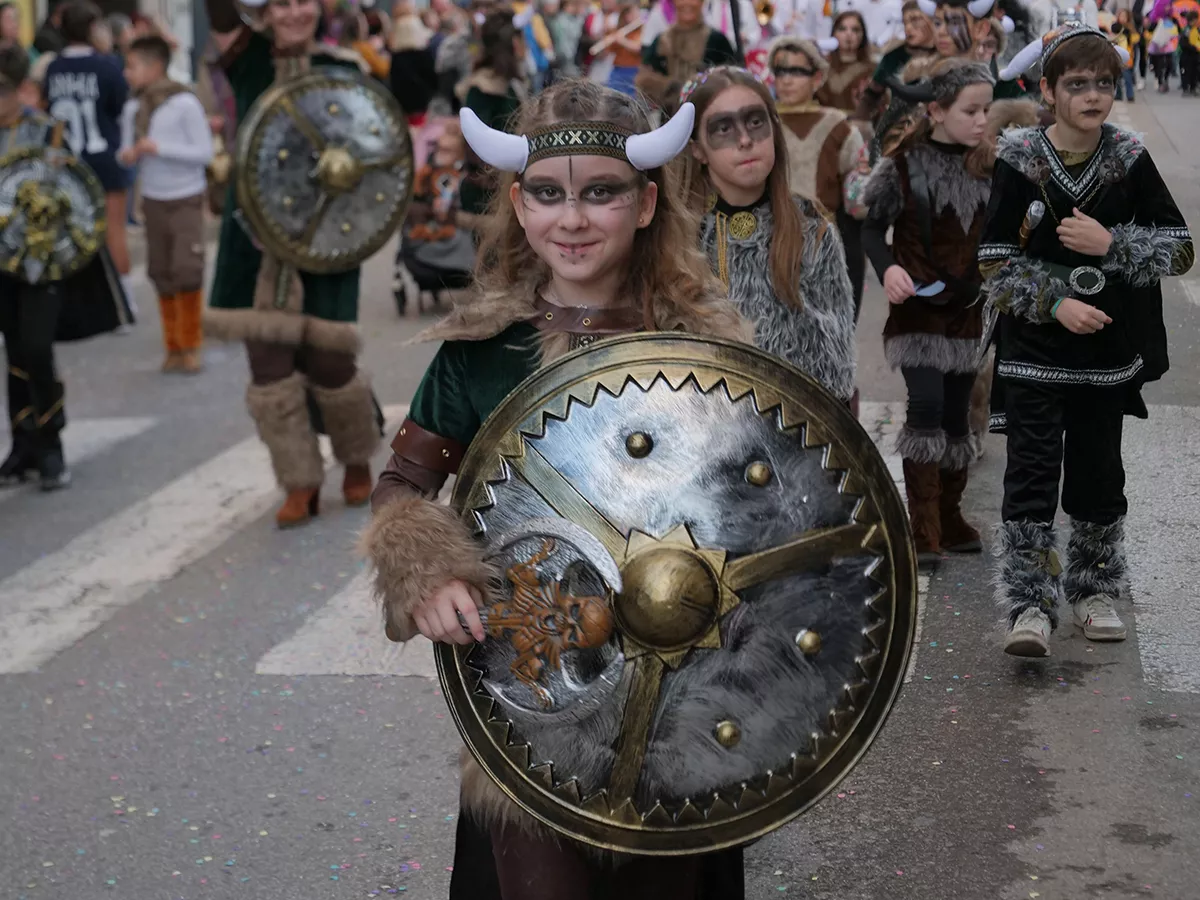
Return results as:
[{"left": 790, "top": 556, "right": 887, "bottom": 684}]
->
[
  {"left": 691, "top": 84, "right": 776, "bottom": 203},
  {"left": 511, "top": 155, "right": 657, "bottom": 290}
]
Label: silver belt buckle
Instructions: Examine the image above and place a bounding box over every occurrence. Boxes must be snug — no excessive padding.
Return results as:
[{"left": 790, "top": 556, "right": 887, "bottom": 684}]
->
[{"left": 1069, "top": 265, "right": 1105, "bottom": 296}]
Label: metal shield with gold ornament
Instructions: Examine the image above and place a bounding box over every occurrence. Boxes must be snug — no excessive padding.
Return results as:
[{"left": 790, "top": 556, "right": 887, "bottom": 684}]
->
[
  {"left": 234, "top": 66, "right": 413, "bottom": 274},
  {"left": 0, "top": 144, "right": 105, "bottom": 285},
  {"left": 438, "top": 333, "right": 918, "bottom": 855}
]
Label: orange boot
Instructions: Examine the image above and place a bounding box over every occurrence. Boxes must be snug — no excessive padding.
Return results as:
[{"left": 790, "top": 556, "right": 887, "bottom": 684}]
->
[
  {"left": 276, "top": 487, "right": 320, "bottom": 528},
  {"left": 158, "top": 295, "right": 181, "bottom": 371},
  {"left": 342, "top": 464, "right": 372, "bottom": 507},
  {"left": 176, "top": 290, "right": 205, "bottom": 373}
]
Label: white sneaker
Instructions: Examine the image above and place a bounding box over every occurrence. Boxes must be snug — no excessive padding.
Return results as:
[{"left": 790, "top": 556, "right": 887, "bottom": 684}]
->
[
  {"left": 1137, "top": 78, "right": 1146, "bottom": 91},
  {"left": 1005, "top": 607, "right": 1052, "bottom": 657},
  {"left": 1073, "top": 595, "right": 1127, "bottom": 641}
]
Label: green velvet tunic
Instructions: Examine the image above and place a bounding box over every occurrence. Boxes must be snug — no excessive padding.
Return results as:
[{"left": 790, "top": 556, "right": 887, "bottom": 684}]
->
[
  {"left": 407, "top": 323, "right": 541, "bottom": 446},
  {"left": 207, "top": 31, "right": 361, "bottom": 323}
]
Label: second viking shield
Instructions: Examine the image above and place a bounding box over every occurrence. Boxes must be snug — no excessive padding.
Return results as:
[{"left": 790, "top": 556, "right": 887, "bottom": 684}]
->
[
  {"left": 439, "top": 334, "right": 918, "bottom": 855},
  {"left": 235, "top": 67, "right": 414, "bottom": 273}
]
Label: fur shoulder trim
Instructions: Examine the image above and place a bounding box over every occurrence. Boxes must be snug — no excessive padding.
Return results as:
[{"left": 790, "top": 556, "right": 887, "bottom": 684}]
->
[
  {"left": 987, "top": 99, "right": 1040, "bottom": 140},
  {"left": 417, "top": 286, "right": 538, "bottom": 344},
  {"left": 1102, "top": 124, "right": 1147, "bottom": 173},
  {"left": 863, "top": 155, "right": 904, "bottom": 221},
  {"left": 389, "top": 14, "right": 432, "bottom": 52},
  {"left": 465, "top": 67, "right": 514, "bottom": 96},
  {"left": 900, "top": 54, "right": 939, "bottom": 83},
  {"left": 998, "top": 123, "right": 1147, "bottom": 179},
  {"left": 996, "top": 125, "right": 1042, "bottom": 170}
]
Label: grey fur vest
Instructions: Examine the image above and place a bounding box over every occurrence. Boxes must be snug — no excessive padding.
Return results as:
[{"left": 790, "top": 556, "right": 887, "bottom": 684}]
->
[{"left": 700, "top": 195, "right": 857, "bottom": 402}]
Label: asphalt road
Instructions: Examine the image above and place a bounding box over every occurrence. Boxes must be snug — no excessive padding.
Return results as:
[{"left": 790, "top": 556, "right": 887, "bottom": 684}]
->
[{"left": 2, "top": 88, "right": 1198, "bottom": 900}]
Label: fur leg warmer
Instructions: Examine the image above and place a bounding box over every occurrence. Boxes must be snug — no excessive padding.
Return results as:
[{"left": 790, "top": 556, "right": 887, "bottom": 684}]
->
[
  {"left": 1063, "top": 517, "right": 1127, "bottom": 605},
  {"left": 896, "top": 426, "right": 946, "bottom": 464},
  {"left": 310, "top": 372, "right": 381, "bottom": 466},
  {"left": 995, "top": 520, "right": 1063, "bottom": 629},
  {"left": 358, "top": 491, "right": 496, "bottom": 643},
  {"left": 941, "top": 434, "right": 976, "bottom": 472},
  {"left": 245, "top": 372, "right": 324, "bottom": 491}
]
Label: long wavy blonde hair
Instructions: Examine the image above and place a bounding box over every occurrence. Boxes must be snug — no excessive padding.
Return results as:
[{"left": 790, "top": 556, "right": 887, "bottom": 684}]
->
[{"left": 473, "top": 78, "right": 743, "bottom": 338}]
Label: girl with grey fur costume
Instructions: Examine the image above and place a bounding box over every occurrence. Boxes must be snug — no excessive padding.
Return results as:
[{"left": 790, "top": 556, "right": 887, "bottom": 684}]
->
[
  {"left": 861, "top": 58, "right": 999, "bottom": 569},
  {"left": 680, "top": 67, "right": 858, "bottom": 406}
]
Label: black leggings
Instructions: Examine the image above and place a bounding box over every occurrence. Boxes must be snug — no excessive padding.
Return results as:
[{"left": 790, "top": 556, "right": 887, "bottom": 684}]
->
[
  {"left": 1, "top": 280, "right": 61, "bottom": 419},
  {"left": 901, "top": 366, "right": 975, "bottom": 437},
  {"left": 836, "top": 207, "right": 866, "bottom": 321}
]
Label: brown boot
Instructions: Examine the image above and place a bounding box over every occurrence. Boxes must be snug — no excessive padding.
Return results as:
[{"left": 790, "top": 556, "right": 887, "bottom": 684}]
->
[
  {"left": 902, "top": 457, "right": 942, "bottom": 570},
  {"left": 179, "top": 349, "right": 204, "bottom": 374},
  {"left": 940, "top": 466, "right": 982, "bottom": 553},
  {"left": 276, "top": 487, "right": 320, "bottom": 528},
  {"left": 176, "top": 291, "right": 204, "bottom": 373},
  {"left": 342, "top": 463, "right": 372, "bottom": 507}
]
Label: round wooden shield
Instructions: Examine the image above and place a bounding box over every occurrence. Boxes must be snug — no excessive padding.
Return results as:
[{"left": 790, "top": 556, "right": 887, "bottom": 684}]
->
[{"left": 438, "top": 334, "right": 918, "bottom": 855}]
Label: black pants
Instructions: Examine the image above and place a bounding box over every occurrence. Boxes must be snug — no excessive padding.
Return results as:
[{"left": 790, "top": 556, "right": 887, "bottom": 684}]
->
[
  {"left": 1182, "top": 49, "right": 1200, "bottom": 91},
  {"left": 836, "top": 207, "right": 866, "bottom": 321},
  {"left": 901, "top": 366, "right": 975, "bottom": 437},
  {"left": 1000, "top": 378, "right": 1127, "bottom": 525},
  {"left": 1, "top": 278, "right": 64, "bottom": 435}
]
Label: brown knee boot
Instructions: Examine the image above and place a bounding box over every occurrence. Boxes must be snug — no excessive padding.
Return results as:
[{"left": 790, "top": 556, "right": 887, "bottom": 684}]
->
[
  {"left": 902, "top": 458, "right": 942, "bottom": 569},
  {"left": 939, "top": 448, "right": 982, "bottom": 553},
  {"left": 176, "top": 290, "right": 205, "bottom": 373}
]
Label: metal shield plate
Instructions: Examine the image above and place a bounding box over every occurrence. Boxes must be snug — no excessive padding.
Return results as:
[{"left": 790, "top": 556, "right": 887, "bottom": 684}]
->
[
  {"left": 441, "top": 334, "right": 918, "bottom": 855},
  {"left": 235, "top": 67, "right": 413, "bottom": 273},
  {"left": 0, "top": 145, "right": 105, "bottom": 285}
]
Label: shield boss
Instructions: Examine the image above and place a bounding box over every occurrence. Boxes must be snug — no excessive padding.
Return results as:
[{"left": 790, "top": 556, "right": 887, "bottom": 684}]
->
[{"left": 438, "top": 334, "right": 918, "bottom": 855}]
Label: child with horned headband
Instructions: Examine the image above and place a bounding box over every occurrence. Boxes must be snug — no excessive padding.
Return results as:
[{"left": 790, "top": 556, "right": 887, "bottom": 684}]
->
[
  {"left": 678, "top": 65, "right": 857, "bottom": 404},
  {"left": 981, "top": 24, "right": 1193, "bottom": 657},
  {"left": 363, "top": 79, "right": 749, "bottom": 899},
  {"left": 861, "top": 58, "right": 997, "bottom": 571}
]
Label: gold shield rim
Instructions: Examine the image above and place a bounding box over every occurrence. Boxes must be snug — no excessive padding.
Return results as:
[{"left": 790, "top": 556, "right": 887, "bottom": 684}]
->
[
  {"left": 234, "top": 67, "right": 414, "bottom": 274},
  {"left": 439, "top": 333, "right": 918, "bottom": 855}
]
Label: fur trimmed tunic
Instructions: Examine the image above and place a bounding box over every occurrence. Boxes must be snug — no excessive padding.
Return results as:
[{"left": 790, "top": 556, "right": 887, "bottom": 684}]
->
[
  {"left": 978, "top": 124, "right": 1194, "bottom": 429},
  {"left": 699, "top": 194, "right": 858, "bottom": 401},
  {"left": 862, "top": 140, "right": 989, "bottom": 374}
]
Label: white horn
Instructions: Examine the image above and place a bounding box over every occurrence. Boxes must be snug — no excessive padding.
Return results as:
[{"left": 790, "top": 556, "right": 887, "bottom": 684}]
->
[
  {"left": 240, "top": 0, "right": 267, "bottom": 6},
  {"left": 459, "top": 108, "right": 530, "bottom": 173},
  {"left": 816, "top": 36, "right": 840, "bottom": 53},
  {"left": 916, "top": 0, "right": 937, "bottom": 15},
  {"left": 967, "top": 0, "right": 995, "bottom": 17},
  {"left": 1002, "top": 14, "right": 1015, "bottom": 33},
  {"left": 998, "top": 37, "right": 1043, "bottom": 80},
  {"left": 513, "top": 8, "right": 534, "bottom": 29},
  {"left": 625, "top": 103, "right": 696, "bottom": 171}
]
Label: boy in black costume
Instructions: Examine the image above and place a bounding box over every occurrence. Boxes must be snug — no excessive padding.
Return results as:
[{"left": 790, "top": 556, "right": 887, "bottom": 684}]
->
[{"left": 979, "top": 23, "right": 1193, "bottom": 657}]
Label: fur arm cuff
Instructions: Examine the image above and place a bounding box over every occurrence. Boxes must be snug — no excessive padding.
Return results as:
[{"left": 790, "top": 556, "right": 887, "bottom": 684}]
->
[
  {"left": 1103, "top": 223, "right": 1195, "bottom": 286},
  {"left": 360, "top": 492, "right": 495, "bottom": 643},
  {"left": 862, "top": 156, "right": 903, "bottom": 226},
  {"left": 983, "top": 256, "right": 1067, "bottom": 325}
]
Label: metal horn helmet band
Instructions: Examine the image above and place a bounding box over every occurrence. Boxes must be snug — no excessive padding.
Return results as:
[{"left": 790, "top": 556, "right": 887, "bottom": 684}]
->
[
  {"left": 458, "top": 103, "right": 697, "bottom": 175},
  {"left": 234, "top": 66, "right": 414, "bottom": 273},
  {"left": 0, "top": 144, "right": 106, "bottom": 285},
  {"left": 816, "top": 36, "right": 840, "bottom": 53},
  {"left": 1000, "top": 23, "right": 1128, "bottom": 81},
  {"left": 439, "top": 333, "right": 918, "bottom": 854},
  {"left": 915, "top": 0, "right": 995, "bottom": 16}
]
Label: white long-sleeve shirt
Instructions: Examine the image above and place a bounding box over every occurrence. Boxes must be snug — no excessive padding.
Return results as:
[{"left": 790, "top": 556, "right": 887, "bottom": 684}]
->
[
  {"left": 837, "top": 0, "right": 905, "bottom": 48},
  {"left": 774, "top": 0, "right": 833, "bottom": 41},
  {"left": 120, "top": 90, "right": 213, "bottom": 202}
]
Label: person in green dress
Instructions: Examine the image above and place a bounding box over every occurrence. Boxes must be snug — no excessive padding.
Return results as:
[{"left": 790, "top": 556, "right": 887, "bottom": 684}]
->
[
  {"left": 363, "top": 78, "right": 752, "bottom": 899},
  {"left": 202, "top": 0, "right": 382, "bottom": 529}
]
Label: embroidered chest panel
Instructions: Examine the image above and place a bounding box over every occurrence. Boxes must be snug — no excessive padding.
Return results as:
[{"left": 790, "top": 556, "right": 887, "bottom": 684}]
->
[{"left": 999, "top": 125, "right": 1145, "bottom": 213}]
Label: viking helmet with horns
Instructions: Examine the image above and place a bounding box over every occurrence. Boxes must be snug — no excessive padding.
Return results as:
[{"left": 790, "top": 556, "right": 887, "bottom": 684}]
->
[{"left": 999, "top": 21, "right": 1129, "bottom": 81}]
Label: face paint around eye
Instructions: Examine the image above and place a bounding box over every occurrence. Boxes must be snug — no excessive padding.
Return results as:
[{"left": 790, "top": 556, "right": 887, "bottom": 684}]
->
[
  {"left": 773, "top": 66, "right": 817, "bottom": 78},
  {"left": 704, "top": 105, "right": 773, "bottom": 151}
]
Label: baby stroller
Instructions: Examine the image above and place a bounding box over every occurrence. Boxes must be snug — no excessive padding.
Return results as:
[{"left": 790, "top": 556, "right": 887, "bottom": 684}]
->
[{"left": 393, "top": 121, "right": 477, "bottom": 316}]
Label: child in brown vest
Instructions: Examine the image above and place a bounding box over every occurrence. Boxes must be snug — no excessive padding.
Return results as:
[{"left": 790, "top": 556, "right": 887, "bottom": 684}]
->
[{"left": 119, "top": 35, "right": 213, "bottom": 373}]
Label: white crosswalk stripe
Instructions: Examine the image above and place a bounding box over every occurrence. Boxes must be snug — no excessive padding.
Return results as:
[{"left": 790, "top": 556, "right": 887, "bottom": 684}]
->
[{"left": 0, "top": 416, "right": 155, "bottom": 506}]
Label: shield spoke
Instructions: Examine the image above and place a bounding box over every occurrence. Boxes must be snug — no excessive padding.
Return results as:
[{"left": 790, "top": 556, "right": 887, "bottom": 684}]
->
[
  {"left": 279, "top": 97, "right": 327, "bottom": 152},
  {"left": 723, "top": 523, "right": 876, "bottom": 592},
  {"left": 299, "top": 191, "right": 332, "bottom": 248},
  {"left": 607, "top": 654, "right": 666, "bottom": 804},
  {"left": 505, "top": 443, "right": 627, "bottom": 560},
  {"left": 361, "top": 153, "right": 410, "bottom": 172}
]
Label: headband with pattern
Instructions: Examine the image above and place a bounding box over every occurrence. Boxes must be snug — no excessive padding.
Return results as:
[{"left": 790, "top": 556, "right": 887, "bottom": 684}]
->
[
  {"left": 459, "top": 103, "right": 697, "bottom": 174},
  {"left": 1000, "top": 21, "right": 1129, "bottom": 81}
]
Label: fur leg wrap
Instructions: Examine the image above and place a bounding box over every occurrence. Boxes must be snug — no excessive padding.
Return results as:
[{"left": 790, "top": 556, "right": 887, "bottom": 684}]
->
[
  {"left": 1063, "top": 517, "right": 1126, "bottom": 605},
  {"left": 245, "top": 371, "right": 324, "bottom": 490},
  {"left": 941, "top": 434, "right": 975, "bottom": 471},
  {"left": 359, "top": 492, "right": 496, "bottom": 643},
  {"left": 895, "top": 426, "right": 946, "bottom": 464},
  {"left": 994, "top": 520, "right": 1062, "bottom": 629},
  {"left": 310, "top": 372, "right": 380, "bottom": 466}
]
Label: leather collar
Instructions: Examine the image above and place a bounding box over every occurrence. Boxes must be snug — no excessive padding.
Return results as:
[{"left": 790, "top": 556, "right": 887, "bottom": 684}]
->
[{"left": 529, "top": 293, "right": 644, "bottom": 335}]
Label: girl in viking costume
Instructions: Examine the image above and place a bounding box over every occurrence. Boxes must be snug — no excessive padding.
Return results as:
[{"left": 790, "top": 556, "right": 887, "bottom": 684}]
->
[
  {"left": 817, "top": 10, "right": 876, "bottom": 113},
  {"left": 980, "top": 25, "right": 1192, "bottom": 656},
  {"left": 201, "top": 0, "right": 382, "bottom": 529},
  {"left": 679, "top": 66, "right": 857, "bottom": 404},
  {"left": 853, "top": 1, "right": 936, "bottom": 125},
  {"left": 363, "top": 79, "right": 750, "bottom": 900},
  {"left": 861, "top": 58, "right": 995, "bottom": 569},
  {"left": 635, "top": 0, "right": 738, "bottom": 112}
]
